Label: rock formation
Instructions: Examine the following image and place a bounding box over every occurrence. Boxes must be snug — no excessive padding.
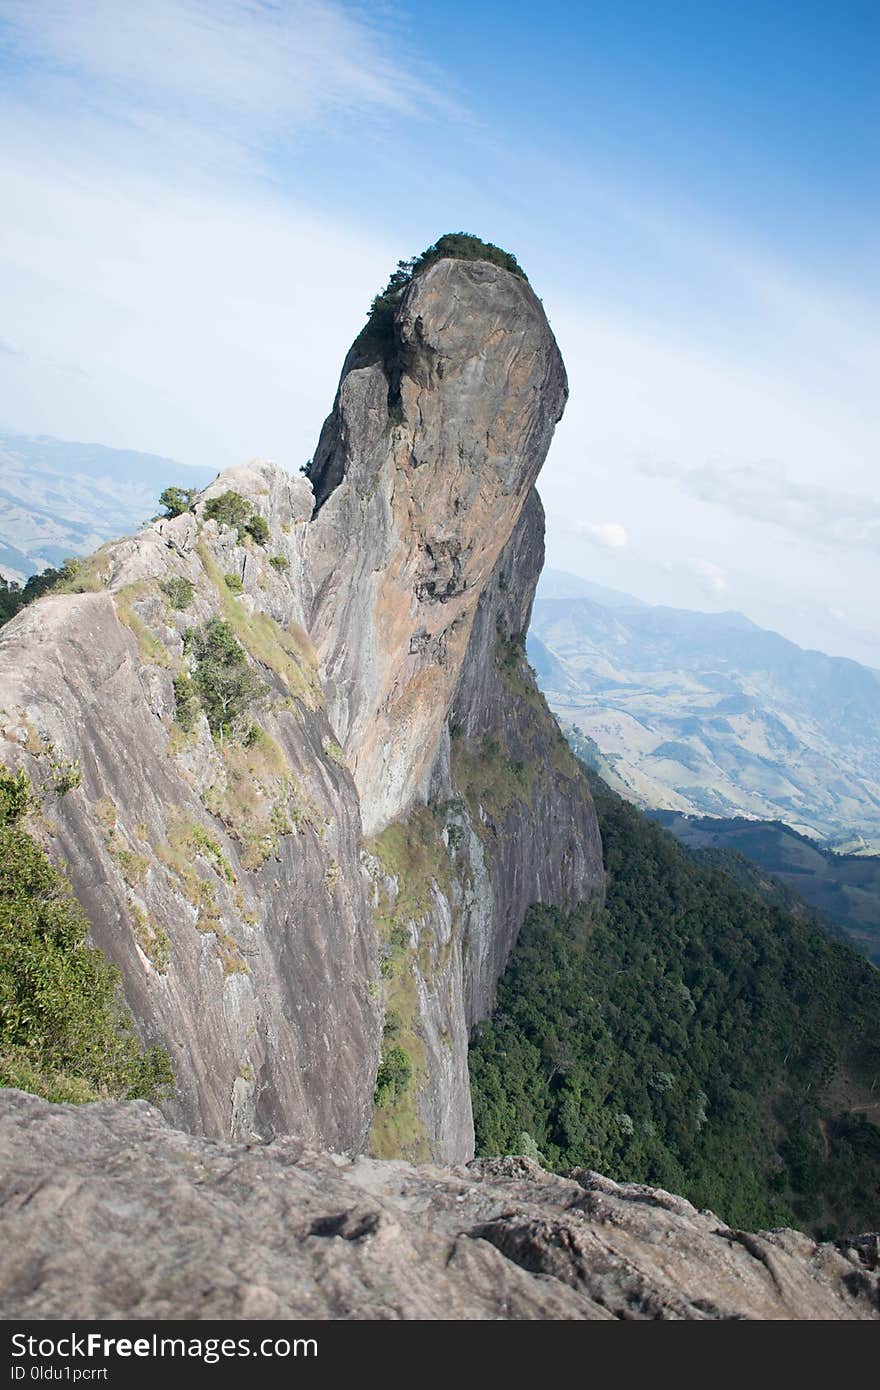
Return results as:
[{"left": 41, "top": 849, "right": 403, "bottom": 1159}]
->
[
  {"left": 0, "top": 254, "right": 603, "bottom": 1161},
  {"left": 2, "top": 1091, "right": 877, "bottom": 1320}
]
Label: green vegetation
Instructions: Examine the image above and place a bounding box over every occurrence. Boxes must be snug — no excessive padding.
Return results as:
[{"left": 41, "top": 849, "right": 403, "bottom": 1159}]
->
[
  {"left": 451, "top": 625, "right": 579, "bottom": 833},
  {"left": 452, "top": 731, "right": 534, "bottom": 827},
  {"left": 130, "top": 903, "right": 171, "bottom": 973},
  {"left": 367, "top": 808, "right": 455, "bottom": 1161},
  {"left": 200, "top": 726, "right": 309, "bottom": 873},
  {"left": 223, "top": 572, "right": 244, "bottom": 593},
  {"left": 161, "top": 576, "right": 195, "bottom": 610},
  {"left": 158, "top": 486, "right": 196, "bottom": 518},
  {"left": 374, "top": 1043, "right": 412, "bottom": 1107},
  {"left": 322, "top": 737, "right": 346, "bottom": 768},
  {"left": 197, "top": 541, "right": 322, "bottom": 710},
  {"left": 203, "top": 490, "right": 251, "bottom": 529},
  {"left": 269, "top": 554, "right": 289, "bottom": 573},
  {"left": 182, "top": 617, "right": 265, "bottom": 739},
  {"left": 470, "top": 771, "right": 880, "bottom": 1237},
  {"left": 244, "top": 514, "right": 270, "bottom": 547},
  {"left": 35, "top": 740, "right": 82, "bottom": 797},
  {"left": 171, "top": 672, "right": 200, "bottom": 733},
  {"left": 654, "top": 811, "right": 880, "bottom": 969},
  {"left": 203, "top": 490, "right": 269, "bottom": 548},
  {"left": 0, "top": 768, "right": 173, "bottom": 1104},
  {"left": 339, "top": 233, "right": 528, "bottom": 433},
  {"left": 366, "top": 233, "right": 524, "bottom": 349},
  {"left": 374, "top": 234, "right": 526, "bottom": 331},
  {"left": 0, "top": 552, "right": 122, "bottom": 630},
  {"left": 155, "top": 812, "right": 248, "bottom": 976},
  {"left": 0, "top": 560, "right": 89, "bottom": 629}
]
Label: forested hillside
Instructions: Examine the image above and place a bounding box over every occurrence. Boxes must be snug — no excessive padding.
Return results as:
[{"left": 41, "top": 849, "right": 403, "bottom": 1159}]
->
[
  {"left": 653, "top": 811, "right": 880, "bottom": 968},
  {"left": 470, "top": 772, "right": 880, "bottom": 1237}
]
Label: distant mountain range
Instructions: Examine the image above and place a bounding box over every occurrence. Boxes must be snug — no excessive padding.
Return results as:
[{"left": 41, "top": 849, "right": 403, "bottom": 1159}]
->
[
  {"left": 0, "top": 432, "right": 215, "bottom": 581},
  {"left": 530, "top": 569, "right": 880, "bottom": 852}
]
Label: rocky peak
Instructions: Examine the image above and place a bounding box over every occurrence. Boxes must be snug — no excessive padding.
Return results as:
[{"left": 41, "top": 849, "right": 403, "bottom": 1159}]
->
[
  {"left": 0, "top": 244, "right": 602, "bottom": 1160},
  {"left": 307, "top": 257, "right": 568, "bottom": 835}
]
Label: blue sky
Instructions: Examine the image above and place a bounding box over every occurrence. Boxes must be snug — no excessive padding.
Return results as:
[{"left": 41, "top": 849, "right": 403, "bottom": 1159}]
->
[{"left": 0, "top": 1, "right": 878, "bottom": 662}]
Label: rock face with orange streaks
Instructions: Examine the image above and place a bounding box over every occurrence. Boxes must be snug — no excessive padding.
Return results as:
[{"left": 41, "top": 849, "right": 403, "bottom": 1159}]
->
[
  {"left": 306, "top": 258, "right": 569, "bottom": 835},
  {"left": 0, "top": 251, "right": 603, "bottom": 1162}
]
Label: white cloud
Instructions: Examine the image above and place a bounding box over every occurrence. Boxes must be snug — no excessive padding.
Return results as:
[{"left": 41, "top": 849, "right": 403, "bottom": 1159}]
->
[
  {"left": 641, "top": 458, "right": 880, "bottom": 553},
  {"left": 0, "top": 153, "right": 396, "bottom": 467},
  {"left": 0, "top": 0, "right": 445, "bottom": 466},
  {"left": 0, "top": 0, "right": 448, "bottom": 137},
  {"left": 553, "top": 518, "right": 628, "bottom": 549},
  {"left": 687, "top": 558, "right": 729, "bottom": 596}
]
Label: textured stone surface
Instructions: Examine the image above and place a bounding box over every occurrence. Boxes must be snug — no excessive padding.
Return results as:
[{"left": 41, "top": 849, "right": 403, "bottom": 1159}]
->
[
  {"left": 381, "top": 492, "right": 605, "bottom": 1162},
  {"left": 0, "top": 464, "right": 380, "bottom": 1150},
  {"left": 0, "top": 256, "right": 603, "bottom": 1162},
  {"left": 1, "top": 1092, "right": 877, "bottom": 1321},
  {"left": 306, "top": 258, "right": 569, "bottom": 835}
]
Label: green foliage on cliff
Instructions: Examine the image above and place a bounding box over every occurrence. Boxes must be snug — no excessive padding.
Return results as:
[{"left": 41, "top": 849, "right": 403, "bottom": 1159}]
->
[
  {"left": 161, "top": 576, "right": 195, "bottom": 610},
  {"left": 0, "top": 562, "right": 80, "bottom": 629},
  {"left": 355, "top": 233, "right": 528, "bottom": 364},
  {"left": 367, "top": 808, "right": 452, "bottom": 1161},
  {"left": 0, "top": 768, "right": 173, "bottom": 1104},
  {"left": 383, "top": 233, "right": 527, "bottom": 300},
  {"left": 203, "top": 490, "right": 268, "bottom": 548},
  {"left": 203, "top": 490, "right": 251, "bottom": 529},
  {"left": 158, "top": 486, "right": 196, "bottom": 518},
  {"left": 244, "top": 514, "right": 270, "bottom": 547},
  {"left": 374, "top": 1044, "right": 412, "bottom": 1107},
  {"left": 470, "top": 772, "right": 880, "bottom": 1237},
  {"left": 182, "top": 617, "right": 265, "bottom": 738}
]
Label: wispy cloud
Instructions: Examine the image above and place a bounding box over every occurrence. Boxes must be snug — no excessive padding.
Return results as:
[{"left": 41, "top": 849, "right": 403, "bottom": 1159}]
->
[
  {"left": 552, "top": 517, "right": 628, "bottom": 549},
  {"left": 0, "top": 0, "right": 454, "bottom": 465},
  {"left": 642, "top": 458, "right": 880, "bottom": 554},
  {"left": 687, "top": 557, "right": 729, "bottom": 596},
  {"left": 0, "top": 0, "right": 453, "bottom": 167}
]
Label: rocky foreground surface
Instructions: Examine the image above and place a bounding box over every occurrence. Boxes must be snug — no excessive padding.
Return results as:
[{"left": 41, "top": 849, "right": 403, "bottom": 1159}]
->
[{"left": 1, "top": 1092, "right": 877, "bottom": 1320}]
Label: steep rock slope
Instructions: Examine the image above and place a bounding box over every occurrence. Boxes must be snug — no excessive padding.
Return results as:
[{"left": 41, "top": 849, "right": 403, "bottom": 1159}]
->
[
  {"left": 0, "top": 463, "right": 378, "bottom": 1150},
  {"left": 2, "top": 1091, "right": 877, "bottom": 1321},
  {"left": 0, "top": 254, "right": 603, "bottom": 1160}
]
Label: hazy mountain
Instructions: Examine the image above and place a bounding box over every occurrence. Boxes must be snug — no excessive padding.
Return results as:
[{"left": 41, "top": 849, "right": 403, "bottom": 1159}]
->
[
  {"left": 537, "top": 567, "right": 650, "bottom": 608},
  {"left": 531, "top": 572, "right": 880, "bottom": 850},
  {"left": 0, "top": 431, "right": 215, "bottom": 580}
]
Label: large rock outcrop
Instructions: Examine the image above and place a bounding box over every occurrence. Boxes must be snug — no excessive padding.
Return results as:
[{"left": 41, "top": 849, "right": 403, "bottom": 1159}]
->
[
  {"left": 0, "top": 464, "right": 379, "bottom": 1151},
  {"left": 306, "top": 259, "right": 569, "bottom": 835},
  {"left": 2, "top": 1091, "right": 877, "bottom": 1321},
  {"left": 0, "top": 254, "right": 603, "bottom": 1161}
]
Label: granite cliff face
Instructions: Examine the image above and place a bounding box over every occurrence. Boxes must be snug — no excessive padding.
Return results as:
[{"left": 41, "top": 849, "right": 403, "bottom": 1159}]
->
[
  {"left": 306, "top": 258, "right": 569, "bottom": 835},
  {"left": 0, "top": 255, "right": 603, "bottom": 1161},
  {"left": 2, "top": 1091, "right": 877, "bottom": 1321},
  {"left": 0, "top": 464, "right": 378, "bottom": 1151}
]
